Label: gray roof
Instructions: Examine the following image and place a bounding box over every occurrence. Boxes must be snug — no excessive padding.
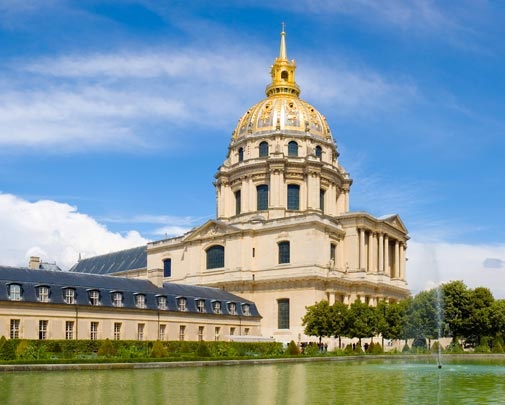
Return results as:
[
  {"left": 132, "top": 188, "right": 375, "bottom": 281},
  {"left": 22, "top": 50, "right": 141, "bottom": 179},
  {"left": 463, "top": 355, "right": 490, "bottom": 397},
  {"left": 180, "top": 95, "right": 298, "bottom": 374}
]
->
[
  {"left": 0, "top": 266, "right": 260, "bottom": 317},
  {"left": 69, "top": 246, "right": 147, "bottom": 275}
]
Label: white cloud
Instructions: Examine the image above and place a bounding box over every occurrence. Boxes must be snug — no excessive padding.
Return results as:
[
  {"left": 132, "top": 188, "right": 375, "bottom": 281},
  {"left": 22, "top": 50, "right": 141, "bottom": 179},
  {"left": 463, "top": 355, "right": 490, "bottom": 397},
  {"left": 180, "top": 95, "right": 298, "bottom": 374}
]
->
[
  {"left": 0, "top": 45, "right": 415, "bottom": 152},
  {"left": 0, "top": 193, "right": 147, "bottom": 270},
  {"left": 407, "top": 240, "right": 505, "bottom": 299}
]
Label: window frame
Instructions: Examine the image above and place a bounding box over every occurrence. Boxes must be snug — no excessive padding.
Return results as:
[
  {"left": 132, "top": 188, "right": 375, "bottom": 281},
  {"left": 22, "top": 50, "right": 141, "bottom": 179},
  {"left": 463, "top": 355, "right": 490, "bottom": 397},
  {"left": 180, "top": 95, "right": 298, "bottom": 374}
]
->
[
  {"left": 157, "top": 295, "right": 167, "bottom": 310},
  {"left": 135, "top": 294, "right": 146, "bottom": 309},
  {"left": 8, "top": 284, "right": 22, "bottom": 301},
  {"left": 278, "top": 298, "right": 290, "bottom": 329},
  {"left": 112, "top": 292, "right": 123, "bottom": 308},
  {"left": 65, "top": 321, "right": 74, "bottom": 340},
  {"left": 114, "top": 322, "right": 121, "bottom": 340},
  {"left": 177, "top": 297, "right": 187, "bottom": 312},
  {"left": 38, "top": 286, "right": 49, "bottom": 303},
  {"left": 39, "top": 320, "right": 48, "bottom": 340},
  {"left": 90, "top": 321, "right": 98, "bottom": 340},
  {"left": 163, "top": 258, "right": 172, "bottom": 277},
  {"left": 242, "top": 303, "right": 251, "bottom": 316},
  {"left": 259, "top": 141, "right": 269, "bottom": 157},
  {"left": 10, "top": 319, "right": 20, "bottom": 339},
  {"left": 288, "top": 141, "right": 298, "bottom": 157},
  {"left": 63, "top": 288, "right": 75, "bottom": 305},
  {"left": 315, "top": 145, "right": 322, "bottom": 159},
  {"left": 88, "top": 290, "right": 100, "bottom": 306},
  {"left": 256, "top": 184, "right": 269, "bottom": 211},
  {"left": 238, "top": 147, "right": 244, "bottom": 162},
  {"left": 235, "top": 189, "right": 241, "bottom": 215},
  {"left": 287, "top": 184, "right": 300, "bottom": 210},
  {"left": 137, "top": 323, "right": 145, "bottom": 341},
  {"left": 196, "top": 299, "right": 206, "bottom": 313},
  {"left": 278, "top": 241, "right": 290, "bottom": 264},
  {"left": 212, "top": 300, "right": 222, "bottom": 314},
  {"left": 228, "top": 302, "right": 237, "bottom": 315},
  {"left": 206, "top": 245, "right": 225, "bottom": 269}
]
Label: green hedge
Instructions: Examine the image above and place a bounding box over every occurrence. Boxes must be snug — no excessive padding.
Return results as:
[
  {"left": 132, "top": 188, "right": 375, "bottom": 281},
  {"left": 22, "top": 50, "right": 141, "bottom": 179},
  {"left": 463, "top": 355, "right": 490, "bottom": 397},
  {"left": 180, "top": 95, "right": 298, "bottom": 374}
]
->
[{"left": 0, "top": 338, "right": 284, "bottom": 363}]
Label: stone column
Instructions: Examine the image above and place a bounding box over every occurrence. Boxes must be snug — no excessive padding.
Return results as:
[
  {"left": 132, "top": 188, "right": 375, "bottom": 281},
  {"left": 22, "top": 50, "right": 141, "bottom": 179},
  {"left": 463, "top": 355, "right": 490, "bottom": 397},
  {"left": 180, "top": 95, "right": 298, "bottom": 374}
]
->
[
  {"left": 378, "top": 233, "right": 384, "bottom": 273},
  {"left": 400, "top": 243, "right": 406, "bottom": 280},
  {"left": 368, "top": 232, "right": 374, "bottom": 273},
  {"left": 359, "top": 228, "right": 365, "bottom": 271},
  {"left": 384, "top": 235, "right": 389, "bottom": 277},
  {"left": 394, "top": 240, "right": 400, "bottom": 279}
]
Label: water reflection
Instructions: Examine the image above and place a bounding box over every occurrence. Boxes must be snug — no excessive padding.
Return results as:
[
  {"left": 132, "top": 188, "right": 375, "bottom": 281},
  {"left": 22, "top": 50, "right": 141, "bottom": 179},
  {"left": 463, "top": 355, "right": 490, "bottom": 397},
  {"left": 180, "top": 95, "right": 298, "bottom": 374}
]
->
[{"left": 1, "top": 359, "right": 504, "bottom": 405}]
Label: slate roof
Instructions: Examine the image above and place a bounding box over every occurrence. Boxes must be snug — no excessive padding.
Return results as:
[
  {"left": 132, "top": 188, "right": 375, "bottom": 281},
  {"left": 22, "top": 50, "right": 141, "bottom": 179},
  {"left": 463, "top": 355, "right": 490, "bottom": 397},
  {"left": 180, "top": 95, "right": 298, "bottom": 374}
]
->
[
  {"left": 69, "top": 246, "right": 147, "bottom": 275},
  {"left": 0, "top": 266, "right": 260, "bottom": 317}
]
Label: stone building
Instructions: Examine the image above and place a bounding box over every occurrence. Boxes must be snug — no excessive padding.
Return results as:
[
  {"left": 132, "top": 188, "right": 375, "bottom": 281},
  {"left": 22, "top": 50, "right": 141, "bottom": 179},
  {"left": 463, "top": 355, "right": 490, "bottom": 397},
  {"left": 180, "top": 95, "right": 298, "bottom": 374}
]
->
[{"left": 72, "top": 29, "right": 410, "bottom": 344}]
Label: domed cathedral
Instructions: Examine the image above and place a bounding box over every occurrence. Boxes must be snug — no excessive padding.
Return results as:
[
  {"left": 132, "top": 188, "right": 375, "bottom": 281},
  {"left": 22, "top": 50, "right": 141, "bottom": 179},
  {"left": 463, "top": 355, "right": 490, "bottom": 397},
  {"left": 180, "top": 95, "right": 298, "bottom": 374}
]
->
[{"left": 146, "top": 28, "right": 409, "bottom": 343}]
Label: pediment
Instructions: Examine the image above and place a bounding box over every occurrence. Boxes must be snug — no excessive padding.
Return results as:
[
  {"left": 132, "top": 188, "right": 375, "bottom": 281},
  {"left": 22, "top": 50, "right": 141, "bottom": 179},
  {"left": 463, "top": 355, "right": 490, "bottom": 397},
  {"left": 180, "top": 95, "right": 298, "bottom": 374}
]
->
[
  {"left": 379, "top": 214, "right": 408, "bottom": 234},
  {"left": 183, "top": 220, "right": 240, "bottom": 242}
]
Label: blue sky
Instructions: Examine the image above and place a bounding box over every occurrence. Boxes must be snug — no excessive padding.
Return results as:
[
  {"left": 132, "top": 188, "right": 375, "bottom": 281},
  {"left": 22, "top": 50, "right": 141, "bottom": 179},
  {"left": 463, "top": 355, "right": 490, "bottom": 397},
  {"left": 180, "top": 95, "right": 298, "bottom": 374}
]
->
[{"left": 1, "top": 1, "right": 504, "bottom": 296}]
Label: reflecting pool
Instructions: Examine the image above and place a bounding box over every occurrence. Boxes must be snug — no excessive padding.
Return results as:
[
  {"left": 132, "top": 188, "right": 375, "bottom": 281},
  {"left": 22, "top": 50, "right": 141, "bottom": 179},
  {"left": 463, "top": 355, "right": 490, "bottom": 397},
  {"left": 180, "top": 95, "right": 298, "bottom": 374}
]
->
[{"left": 1, "top": 358, "right": 505, "bottom": 404}]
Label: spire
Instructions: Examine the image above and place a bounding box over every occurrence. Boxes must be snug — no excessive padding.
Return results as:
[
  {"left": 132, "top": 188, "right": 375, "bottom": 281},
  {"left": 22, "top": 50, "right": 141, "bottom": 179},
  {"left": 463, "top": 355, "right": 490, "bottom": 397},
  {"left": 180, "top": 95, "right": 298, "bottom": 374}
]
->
[
  {"left": 279, "top": 22, "right": 287, "bottom": 60},
  {"left": 265, "top": 25, "right": 300, "bottom": 98}
]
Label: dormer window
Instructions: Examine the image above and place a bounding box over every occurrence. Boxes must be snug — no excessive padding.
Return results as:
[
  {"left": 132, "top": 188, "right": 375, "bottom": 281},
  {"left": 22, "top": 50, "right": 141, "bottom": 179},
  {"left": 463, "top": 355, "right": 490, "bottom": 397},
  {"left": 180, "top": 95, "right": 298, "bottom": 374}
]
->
[
  {"left": 135, "top": 294, "right": 146, "bottom": 309},
  {"left": 242, "top": 303, "right": 251, "bottom": 316},
  {"left": 38, "top": 286, "right": 49, "bottom": 302},
  {"left": 177, "top": 297, "right": 187, "bottom": 312},
  {"left": 212, "top": 301, "right": 222, "bottom": 314},
  {"left": 8, "top": 284, "right": 21, "bottom": 301},
  {"left": 63, "top": 288, "right": 75, "bottom": 304},
  {"left": 158, "top": 296, "right": 167, "bottom": 310},
  {"left": 88, "top": 290, "right": 100, "bottom": 306},
  {"left": 112, "top": 292, "right": 123, "bottom": 307},
  {"left": 196, "top": 299, "right": 206, "bottom": 313},
  {"left": 228, "top": 302, "right": 237, "bottom": 315}
]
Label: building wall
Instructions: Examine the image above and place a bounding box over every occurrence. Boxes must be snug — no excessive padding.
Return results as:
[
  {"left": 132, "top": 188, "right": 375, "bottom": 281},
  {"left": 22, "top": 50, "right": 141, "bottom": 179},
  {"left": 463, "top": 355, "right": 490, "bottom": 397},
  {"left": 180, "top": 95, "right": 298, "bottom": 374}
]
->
[{"left": 0, "top": 303, "right": 261, "bottom": 341}]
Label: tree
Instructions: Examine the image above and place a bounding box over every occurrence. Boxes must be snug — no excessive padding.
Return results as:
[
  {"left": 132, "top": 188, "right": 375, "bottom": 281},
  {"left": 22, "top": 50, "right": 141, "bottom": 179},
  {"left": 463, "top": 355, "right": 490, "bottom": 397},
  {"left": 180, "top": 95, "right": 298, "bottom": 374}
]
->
[
  {"left": 490, "top": 299, "right": 505, "bottom": 340},
  {"left": 377, "top": 300, "right": 406, "bottom": 347},
  {"left": 404, "top": 290, "right": 439, "bottom": 348},
  {"left": 302, "top": 300, "right": 334, "bottom": 342},
  {"left": 346, "top": 299, "right": 378, "bottom": 346},
  {"left": 332, "top": 301, "right": 349, "bottom": 349},
  {"left": 465, "top": 287, "right": 494, "bottom": 344},
  {"left": 442, "top": 281, "right": 471, "bottom": 342}
]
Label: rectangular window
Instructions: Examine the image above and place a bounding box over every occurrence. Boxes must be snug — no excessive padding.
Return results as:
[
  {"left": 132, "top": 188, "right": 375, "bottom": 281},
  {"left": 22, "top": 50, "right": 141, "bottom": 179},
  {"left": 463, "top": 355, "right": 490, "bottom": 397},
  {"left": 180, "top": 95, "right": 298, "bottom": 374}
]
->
[
  {"left": 278, "top": 241, "right": 290, "bottom": 264},
  {"left": 230, "top": 327, "right": 235, "bottom": 336},
  {"left": 179, "top": 325, "right": 186, "bottom": 341},
  {"left": 330, "top": 243, "right": 336, "bottom": 262},
  {"left": 278, "top": 299, "right": 290, "bottom": 329},
  {"left": 197, "top": 299, "right": 206, "bottom": 313},
  {"left": 235, "top": 190, "right": 241, "bottom": 215},
  {"left": 112, "top": 292, "right": 123, "bottom": 307},
  {"left": 158, "top": 296, "right": 167, "bottom": 310},
  {"left": 198, "top": 326, "right": 204, "bottom": 342},
  {"left": 256, "top": 185, "right": 269, "bottom": 211},
  {"left": 214, "top": 327, "right": 221, "bottom": 342},
  {"left": 90, "top": 321, "right": 98, "bottom": 340},
  {"left": 65, "top": 321, "right": 74, "bottom": 340},
  {"left": 38, "top": 286, "right": 49, "bottom": 302},
  {"left": 114, "top": 323, "right": 121, "bottom": 340},
  {"left": 159, "top": 324, "right": 166, "bottom": 341},
  {"left": 320, "top": 189, "right": 325, "bottom": 212},
  {"left": 137, "top": 323, "right": 145, "bottom": 341},
  {"left": 244, "top": 328, "right": 250, "bottom": 336},
  {"left": 64, "top": 288, "right": 75, "bottom": 304},
  {"left": 89, "top": 290, "right": 99, "bottom": 306},
  {"left": 10, "top": 319, "right": 20, "bottom": 339},
  {"left": 39, "top": 320, "right": 48, "bottom": 340},
  {"left": 163, "top": 259, "right": 172, "bottom": 277},
  {"left": 135, "top": 294, "right": 146, "bottom": 309},
  {"left": 177, "top": 297, "right": 187, "bottom": 311},
  {"left": 287, "top": 184, "right": 300, "bottom": 210},
  {"left": 9, "top": 284, "right": 21, "bottom": 301}
]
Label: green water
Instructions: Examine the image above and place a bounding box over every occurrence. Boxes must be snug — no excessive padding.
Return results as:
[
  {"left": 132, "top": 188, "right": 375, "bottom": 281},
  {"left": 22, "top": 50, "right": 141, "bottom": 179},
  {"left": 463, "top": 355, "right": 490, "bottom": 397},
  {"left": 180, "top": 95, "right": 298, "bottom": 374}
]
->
[{"left": 1, "top": 359, "right": 505, "bottom": 404}]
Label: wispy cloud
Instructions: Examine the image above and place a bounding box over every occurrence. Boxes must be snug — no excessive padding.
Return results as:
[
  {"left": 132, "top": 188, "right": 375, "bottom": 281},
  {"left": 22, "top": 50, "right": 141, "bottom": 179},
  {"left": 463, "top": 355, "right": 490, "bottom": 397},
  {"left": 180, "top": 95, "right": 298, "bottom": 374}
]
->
[{"left": 0, "top": 46, "right": 415, "bottom": 153}]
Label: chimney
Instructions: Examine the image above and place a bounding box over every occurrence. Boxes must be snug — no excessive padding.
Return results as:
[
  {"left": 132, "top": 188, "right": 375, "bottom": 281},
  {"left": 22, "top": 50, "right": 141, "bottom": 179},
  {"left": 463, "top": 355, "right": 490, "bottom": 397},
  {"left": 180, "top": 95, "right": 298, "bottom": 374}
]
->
[{"left": 29, "top": 256, "right": 41, "bottom": 270}]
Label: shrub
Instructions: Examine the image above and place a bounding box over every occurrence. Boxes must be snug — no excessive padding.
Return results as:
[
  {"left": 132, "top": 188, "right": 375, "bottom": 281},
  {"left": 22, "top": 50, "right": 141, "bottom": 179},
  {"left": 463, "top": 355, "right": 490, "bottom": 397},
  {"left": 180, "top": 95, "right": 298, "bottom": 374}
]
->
[
  {"left": 492, "top": 341, "right": 504, "bottom": 353},
  {"left": 370, "top": 342, "right": 383, "bottom": 354},
  {"left": 150, "top": 340, "right": 168, "bottom": 358},
  {"left": 343, "top": 344, "right": 354, "bottom": 355},
  {"left": 98, "top": 339, "right": 117, "bottom": 358},
  {"left": 15, "top": 340, "right": 30, "bottom": 359},
  {"left": 401, "top": 343, "right": 410, "bottom": 353},
  {"left": 0, "top": 336, "right": 16, "bottom": 360},
  {"left": 196, "top": 342, "right": 211, "bottom": 357},
  {"left": 286, "top": 340, "right": 300, "bottom": 355},
  {"left": 444, "top": 342, "right": 464, "bottom": 354},
  {"left": 430, "top": 341, "right": 441, "bottom": 354},
  {"left": 303, "top": 343, "right": 319, "bottom": 356}
]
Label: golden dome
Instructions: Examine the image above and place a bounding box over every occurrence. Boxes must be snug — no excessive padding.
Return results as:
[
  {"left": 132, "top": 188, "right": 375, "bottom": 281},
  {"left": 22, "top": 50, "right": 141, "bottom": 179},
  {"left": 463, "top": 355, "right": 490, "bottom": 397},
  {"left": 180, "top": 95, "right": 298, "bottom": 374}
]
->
[{"left": 232, "top": 27, "right": 332, "bottom": 141}]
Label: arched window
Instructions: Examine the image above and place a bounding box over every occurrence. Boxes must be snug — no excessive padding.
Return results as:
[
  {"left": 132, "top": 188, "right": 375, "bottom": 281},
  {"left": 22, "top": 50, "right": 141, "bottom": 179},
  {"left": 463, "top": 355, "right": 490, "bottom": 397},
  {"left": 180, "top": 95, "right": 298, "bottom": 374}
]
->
[
  {"left": 315, "top": 146, "right": 322, "bottom": 159},
  {"left": 257, "top": 184, "right": 269, "bottom": 211},
  {"left": 281, "top": 71, "right": 289, "bottom": 80},
  {"left": 206, "top": 245, "right": 225, "bottom": 269},
  {"left": 288, "top": 141, "right": 298, "bottom": 157},
  {"left": 163, "top": 258, "right": 172, "bottom": 277},
  {"left": 320, "top": 189, "right": 325, "bottom": 212},
  {"left": 177, "top": 297, "right": 187, "bottom": 311},
  {"left": 278, "top": 299, "right": 290, "bottom": 329},
  {"left": 278, "top": 241, "right": 290, "bottom": 264},
  {"left": 235, "top": 190, "right": 241, "bottom": 215},
  {"left": 238, "top": 147, "right": 244, "bottom": 162},
  {"left": 259, "top": 141, "right": 269, "bottom": 157},
  {"left": 287, "top": 184, "right": 300, "bottom": 210}
]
